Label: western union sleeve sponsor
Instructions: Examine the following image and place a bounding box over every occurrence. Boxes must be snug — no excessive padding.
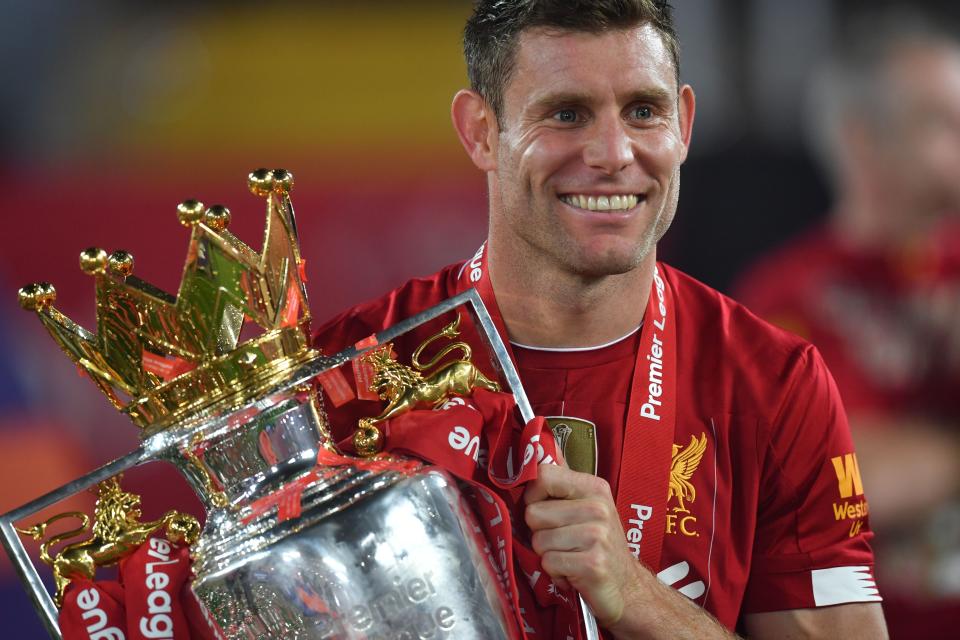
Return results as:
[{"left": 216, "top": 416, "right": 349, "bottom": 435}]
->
[{"left": 830, "top": 453, "right": 864, "bottom": 499}]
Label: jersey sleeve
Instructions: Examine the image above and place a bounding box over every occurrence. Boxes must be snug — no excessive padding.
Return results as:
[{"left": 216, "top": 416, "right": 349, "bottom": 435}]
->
[{"left": 742, "top": 344, "right": 881, "bottom": 613}]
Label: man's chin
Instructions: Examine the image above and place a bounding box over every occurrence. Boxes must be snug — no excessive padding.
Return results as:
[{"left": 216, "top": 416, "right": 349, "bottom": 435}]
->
[{"left": 564, "top": 247, "right": 651, "bottom": 279}]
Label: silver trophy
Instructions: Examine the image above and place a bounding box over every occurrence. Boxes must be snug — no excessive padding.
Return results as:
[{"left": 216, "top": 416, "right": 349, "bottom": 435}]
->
[{"left": 0, "top": 169, "right": 545, "bottom": 639}]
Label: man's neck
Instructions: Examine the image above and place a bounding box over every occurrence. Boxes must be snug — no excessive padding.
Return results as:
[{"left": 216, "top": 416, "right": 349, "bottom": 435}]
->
[{"left": 487, "top": 242, "right": 655, "bottom": 349}]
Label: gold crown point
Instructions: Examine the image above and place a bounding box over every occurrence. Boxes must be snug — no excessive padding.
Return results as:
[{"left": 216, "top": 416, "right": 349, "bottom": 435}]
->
[
  {"left": 203, "top": 205, "right": 231, "bottom": 231},
  {"left": 271, "top": 168, "right": 294, "bottom": 195},
  {"left": 18, "top": 282, "right": 56, "bottom": 311},
  {"left": 79, "top": 247, "right": 109, "bottom": 275},
  {"left": 247, "top": 168, "right": 274, "bottom": 197},
  {"left": 107, "top": 251, "right": 134, "bottom": 278},
  {"left": 22, "top": 169, "right": 313, "bottom": 431},
  {"left": 177, "top": 200, "right": 205, "bottom": 227}
]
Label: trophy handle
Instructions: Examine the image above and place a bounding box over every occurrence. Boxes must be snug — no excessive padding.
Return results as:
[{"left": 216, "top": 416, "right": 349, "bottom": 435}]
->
[
  {"left": 1, "top": 446, "right": 152, "bottom": 639},
  {"left": 13, "top": 475, "right": 199, "bottom": 608}
]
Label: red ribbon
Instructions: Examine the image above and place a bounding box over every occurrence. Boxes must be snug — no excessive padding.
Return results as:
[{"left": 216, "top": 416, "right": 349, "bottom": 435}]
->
[
  {"left": 61, "top": 581, "right": 126, "bottom": 640},
  {"left": 243, "top": 468, "right": 324, "bottom": 524},
  {"left": 59, "top": 537, "right": 225, "bottom": 640},
  {"left": 141, "top": 351, "right": 197, "bottom": 381},
  {"left": 315, "top": 366, "right": 355, "bottom": 407},
  {"left": 281, "top": 281, "right": 302, "bottom": 328},
  {"left": 242, "top": 448, "right": 422, "bottom": 525}
]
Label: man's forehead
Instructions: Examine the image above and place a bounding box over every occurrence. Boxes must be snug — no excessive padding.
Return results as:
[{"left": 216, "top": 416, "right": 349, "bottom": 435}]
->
[{"left": 509, "top": 24, "right": 677, "bottom": 97}]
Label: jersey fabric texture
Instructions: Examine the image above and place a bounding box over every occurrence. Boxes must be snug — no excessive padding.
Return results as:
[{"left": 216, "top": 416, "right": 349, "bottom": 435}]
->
[{"left": 313, "top": 259, "right": 879, "bottom": 631}]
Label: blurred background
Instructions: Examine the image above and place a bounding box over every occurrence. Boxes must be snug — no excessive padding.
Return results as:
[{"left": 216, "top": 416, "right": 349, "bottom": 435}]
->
[{"left": 1, "top": 0, "right": 958, "bottom": 637}]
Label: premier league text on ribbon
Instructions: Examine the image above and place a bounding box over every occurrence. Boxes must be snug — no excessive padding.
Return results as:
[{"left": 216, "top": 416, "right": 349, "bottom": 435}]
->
[{"left": 640, "top": 268, "right": 668, "bottom": 422}]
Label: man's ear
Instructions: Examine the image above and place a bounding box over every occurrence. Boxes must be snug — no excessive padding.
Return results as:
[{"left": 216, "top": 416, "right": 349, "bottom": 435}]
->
[
  {"left": 451, "top": 89, "right": 498, "bottom": 172},
  {"left": 677, "top": 83, "right": 696, "bottom": 163}
]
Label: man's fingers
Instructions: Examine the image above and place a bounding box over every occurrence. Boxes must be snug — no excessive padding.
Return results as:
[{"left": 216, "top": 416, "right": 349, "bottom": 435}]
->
[
  {"left": 540, "top": 549, "right": 609, "bottom": 587},
  {"left": 523, "top": 464, "right": 574, "bottom": 504},
  {"left": 523, "top": 463, "right": 612, "bottom": 505},
  {"left": 525, "top": 496, "right": 610, "bottom": 530},
  {"left": 530, "top": 520, "right": 611, "bottom": 556},
  {"left": 521, "top": 463, "right": 634, "bottom": 628}
]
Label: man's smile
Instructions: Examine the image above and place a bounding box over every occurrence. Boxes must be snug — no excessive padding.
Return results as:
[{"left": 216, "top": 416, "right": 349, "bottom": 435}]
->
[{"left": 559, "top": 193, "right": 643, "bottom": 212}]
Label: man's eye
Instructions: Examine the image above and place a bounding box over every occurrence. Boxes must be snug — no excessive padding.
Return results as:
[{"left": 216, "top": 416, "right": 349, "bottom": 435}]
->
[
  {"left": 632, "top": 106, "right": 653, "bottom": 120},
  {"left": 554, "top": 109, "right": 578, "bottom": 123}
]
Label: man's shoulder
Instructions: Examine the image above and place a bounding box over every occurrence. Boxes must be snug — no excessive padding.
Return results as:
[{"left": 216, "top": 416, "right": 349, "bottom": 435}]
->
[
  {"left": 663, "top": 264, "right": 845, "bottom": 455},
  {"left": 313, "top": 261, "right": 463, "bottom": 353}
]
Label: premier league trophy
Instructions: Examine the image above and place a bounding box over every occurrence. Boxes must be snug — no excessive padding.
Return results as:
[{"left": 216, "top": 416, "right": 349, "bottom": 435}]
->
[{"left": 0, "top": 169, "right": 534, "bottom": 639}]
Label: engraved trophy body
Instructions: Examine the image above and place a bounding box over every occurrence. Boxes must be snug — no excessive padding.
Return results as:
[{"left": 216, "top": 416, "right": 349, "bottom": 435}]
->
[
  {"left": 178, "top": 382, "right": 513, "bottom": 639},
  {"left": 1, "top": 170, "right": 530, "bottom": 639}
]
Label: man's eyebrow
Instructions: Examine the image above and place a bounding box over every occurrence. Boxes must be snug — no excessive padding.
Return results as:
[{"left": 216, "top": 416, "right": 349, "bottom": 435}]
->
[
  {"left": 623, "top": 87, "right": 674, "bottom": 105},
  {"left": 527, "top": 87, "right": 675, "bottom": 112},
  {"left": 527, "top": 91, "right": 597, "bottom": 112}
]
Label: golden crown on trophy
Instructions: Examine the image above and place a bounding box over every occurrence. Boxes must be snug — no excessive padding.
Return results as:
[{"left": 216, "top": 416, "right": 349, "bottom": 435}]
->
[{"left": 17, "top": 168, "right": 317, "bottom": 434}]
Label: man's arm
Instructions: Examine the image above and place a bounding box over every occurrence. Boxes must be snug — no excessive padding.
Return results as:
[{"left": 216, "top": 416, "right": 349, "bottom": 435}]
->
[
  {"left": 524, "top": 464, "right": 736, "bottom": 639},
  {"left": 524, "top": 464, "right": 890, "bottom": 639},
  {"left": 743, "top": 603, "right": 888, "bottom": 640},
  {"left": 601, "top": 558, "right": 738, "bottom": 639}
]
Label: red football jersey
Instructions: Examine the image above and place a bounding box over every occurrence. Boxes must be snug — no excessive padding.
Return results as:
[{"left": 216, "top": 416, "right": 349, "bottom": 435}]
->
[{"left": 313, "top": 258, "right": 879, "bottom": 631}]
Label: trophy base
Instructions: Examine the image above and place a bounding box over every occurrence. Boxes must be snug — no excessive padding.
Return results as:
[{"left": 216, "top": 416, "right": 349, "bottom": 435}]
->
[{"left": 193, "top": 470, "right": 516, "bottom": 640}]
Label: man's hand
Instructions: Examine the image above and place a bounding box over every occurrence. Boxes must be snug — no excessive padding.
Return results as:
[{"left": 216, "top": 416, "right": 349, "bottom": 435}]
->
[
  {"left": 523, "top": 463, "right": 642, "bottom": 628},
  {"left": 524, "top": 463, "right": 738, "bottom": 639}
]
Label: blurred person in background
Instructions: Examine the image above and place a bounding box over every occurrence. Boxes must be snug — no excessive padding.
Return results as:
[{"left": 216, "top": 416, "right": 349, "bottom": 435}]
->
[{"left": 735, "top": 8, "right": 960, "bottom": 637}]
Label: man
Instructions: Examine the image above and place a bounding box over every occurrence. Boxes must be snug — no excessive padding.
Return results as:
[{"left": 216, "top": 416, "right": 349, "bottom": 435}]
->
[
  {"left": 735, "top": 10, "right": 960, "bottom": 637},
  {"left": 314, "top": 1, "right": 888, "bottom": 637}
]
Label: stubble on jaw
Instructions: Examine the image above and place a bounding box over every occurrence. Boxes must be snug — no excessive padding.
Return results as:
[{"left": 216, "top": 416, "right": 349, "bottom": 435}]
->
[{"left": 491, "top": 164, "right": 681, "bottom": 284}]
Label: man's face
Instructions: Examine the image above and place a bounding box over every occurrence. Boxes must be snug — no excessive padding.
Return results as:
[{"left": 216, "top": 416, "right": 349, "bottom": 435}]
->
[{"left": 488, "top": 24, "right": 694, "bottom": 278}]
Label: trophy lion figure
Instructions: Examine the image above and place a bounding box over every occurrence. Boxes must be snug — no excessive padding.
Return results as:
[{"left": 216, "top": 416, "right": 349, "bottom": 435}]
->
[
  {"left": 353, "top": 316, "right": 501, "bottom": 456},
  {"left": 368, "top": 347, "right": 500, "bottom": 415},
  {"left": 16, "top": 475, "right": 200, "bottom": 606}
]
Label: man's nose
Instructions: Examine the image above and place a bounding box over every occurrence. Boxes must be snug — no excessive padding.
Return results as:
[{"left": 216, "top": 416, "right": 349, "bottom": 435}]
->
[{"left": 583, "top": 117, "right": 634, "bottom": 175}]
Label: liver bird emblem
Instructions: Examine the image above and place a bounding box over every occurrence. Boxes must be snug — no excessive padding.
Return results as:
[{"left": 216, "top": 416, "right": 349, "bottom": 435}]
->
[{"left": 668, "top": 433, "right": 708, "bottom": 513}]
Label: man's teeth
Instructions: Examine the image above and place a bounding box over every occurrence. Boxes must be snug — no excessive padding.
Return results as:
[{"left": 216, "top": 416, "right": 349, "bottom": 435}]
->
[{"left": 560, "top": 194, "right": 639, "bottom": 211}]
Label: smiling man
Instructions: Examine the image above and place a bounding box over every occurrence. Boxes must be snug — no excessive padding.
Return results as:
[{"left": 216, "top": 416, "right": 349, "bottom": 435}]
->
[{"left": 314, "top": 1, "right": 888, "bottom": 638}]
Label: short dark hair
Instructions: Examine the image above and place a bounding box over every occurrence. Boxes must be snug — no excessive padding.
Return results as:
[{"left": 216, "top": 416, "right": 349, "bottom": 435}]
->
[{"left": 464, "top": 0, "right": 680, "bottom": 124}]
